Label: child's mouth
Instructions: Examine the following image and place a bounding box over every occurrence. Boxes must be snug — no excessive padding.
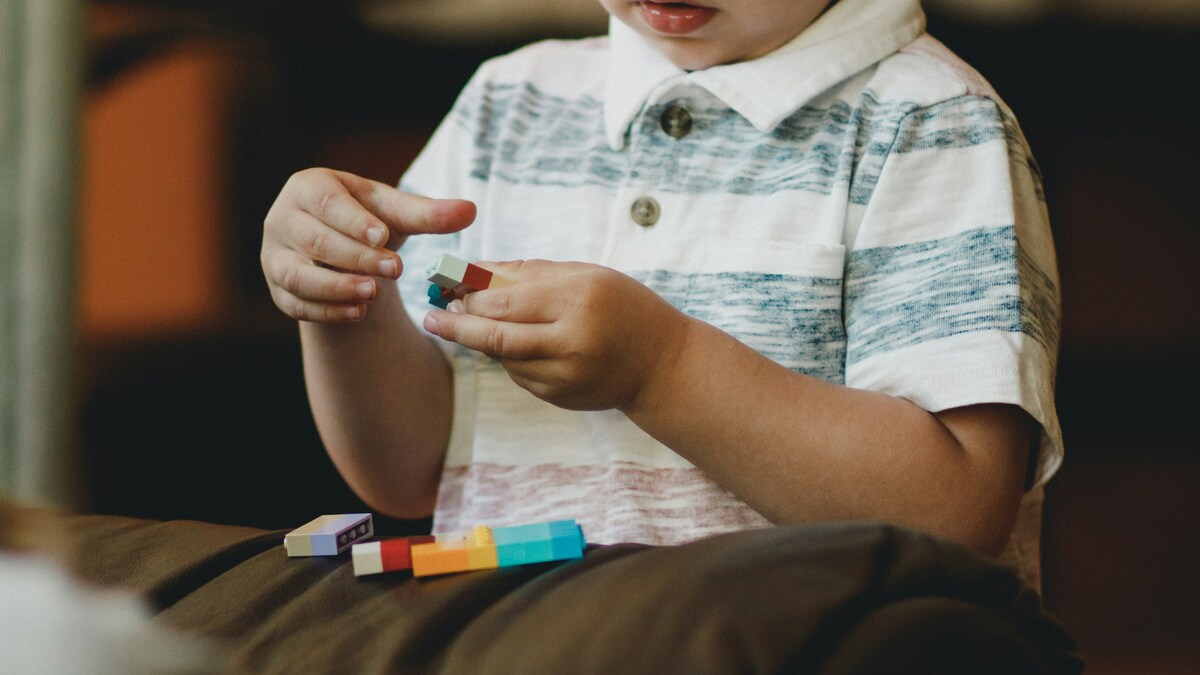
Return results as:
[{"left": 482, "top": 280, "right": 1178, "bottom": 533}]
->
[{"left": 637, "top": 1, "right": 717, "bottom": 35}]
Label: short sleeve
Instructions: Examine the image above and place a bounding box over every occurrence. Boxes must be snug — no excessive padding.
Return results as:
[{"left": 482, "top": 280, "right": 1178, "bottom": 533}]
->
[{"left": 844, "top": 95, "right": 1063, "bottom": 486}]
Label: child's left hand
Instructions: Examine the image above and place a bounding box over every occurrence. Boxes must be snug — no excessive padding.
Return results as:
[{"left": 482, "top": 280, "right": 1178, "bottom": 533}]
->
[{"left": 422, "top": 260, "right": 691, "bottom": 412}]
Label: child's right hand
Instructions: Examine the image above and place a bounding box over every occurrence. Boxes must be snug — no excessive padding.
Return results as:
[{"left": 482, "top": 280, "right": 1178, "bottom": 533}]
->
[{"left": 261, "top": 168, "right": 475, "bottom": 324}]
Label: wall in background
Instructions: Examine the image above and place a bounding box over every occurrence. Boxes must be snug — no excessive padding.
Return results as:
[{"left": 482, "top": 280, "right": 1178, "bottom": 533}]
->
[{"left": 81, "top": 41, "right": 235, "bottom": 342}]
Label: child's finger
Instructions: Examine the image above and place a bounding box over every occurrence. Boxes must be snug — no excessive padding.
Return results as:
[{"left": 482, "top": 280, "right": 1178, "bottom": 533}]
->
[
  {"left": 458, "top": 259, "right": 577, "bottom": 322},
  {"left": 458, "top": 285, "right": 563, "bottom": 324},
  {"left": 338, "top": 171, "right": 476, "bottom": 240},
  {"left": 266, "top": 251, "right": 378, "bottom": 304},
  {"left": 269, "top": 285, "right": 367, "bottom": 324},
  {"left": 293, "top": 171, "right": 393, "bottom": 247},
  {"left": 284, "top": 212, "right": 401, "bottom": 279},
  {"left": 423, "top": 310, "right": 550, "bottom": 360},
  {"left": 471, "top": 258, "right": 576, "bottom": 284},
  {"left": 471, "top": 259, "right": 528, "bottom": 280}
]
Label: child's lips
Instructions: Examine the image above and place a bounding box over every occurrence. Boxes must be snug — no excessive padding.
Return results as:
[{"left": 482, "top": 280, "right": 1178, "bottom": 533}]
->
[{"left": 637, "top": 1, "right": 717, "bottom": 35}]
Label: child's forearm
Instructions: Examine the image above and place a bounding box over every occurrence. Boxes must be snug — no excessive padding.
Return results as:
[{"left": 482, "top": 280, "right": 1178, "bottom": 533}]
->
[
  {"left": 620, "top": 317, "right": 1032, "bottom": 556},
  {"left": 300, "top": 282, "right": 452, "bottom": 519}
]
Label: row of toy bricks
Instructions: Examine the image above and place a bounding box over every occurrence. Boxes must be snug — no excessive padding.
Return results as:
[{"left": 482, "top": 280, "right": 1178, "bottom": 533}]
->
[
  {"left": 353, "top": 520, "right": 585, "bottom": 577},
  {"left": 283, "top": 513, "right": 586, "bottom": 578},
  {"left": 425, "top": 253, "right": 515, "bottom": 308}
]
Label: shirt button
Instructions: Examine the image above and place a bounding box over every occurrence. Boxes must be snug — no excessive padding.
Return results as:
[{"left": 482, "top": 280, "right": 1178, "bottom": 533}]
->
[
  {"left": 630, "top": 197, "right": 660, "bottom": 227},
  {"left": 660, "top": 104, "right": 692, "bottom": 139}
]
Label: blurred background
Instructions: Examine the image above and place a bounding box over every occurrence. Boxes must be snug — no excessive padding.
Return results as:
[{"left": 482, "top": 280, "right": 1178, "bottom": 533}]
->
[{"left": 2, "top": 1, "right": 1197, "bottom": 672}]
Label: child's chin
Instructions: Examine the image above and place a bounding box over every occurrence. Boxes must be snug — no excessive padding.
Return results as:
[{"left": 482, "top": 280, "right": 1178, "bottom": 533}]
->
[{"left": 655, "top": 41, "right": 730, "bottom": 71}]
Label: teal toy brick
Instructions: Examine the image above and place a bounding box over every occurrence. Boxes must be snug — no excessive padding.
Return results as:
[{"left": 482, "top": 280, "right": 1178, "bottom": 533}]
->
[
  {"left": 427, "top": 283, "right": 451, "bottom": 308},
  {"left": 493, "top": 520, "right": 584, "bottom": 567},
  {"left": 549, "top": 520, "right": 586, "bottom": 559}
]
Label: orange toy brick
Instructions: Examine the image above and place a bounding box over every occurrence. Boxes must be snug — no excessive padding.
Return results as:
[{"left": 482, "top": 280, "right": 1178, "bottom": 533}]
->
[
  {"left": 410, "top": 541, "right": 472, "bottom": 577},
  {"left": 410, "top": 526, "right": 499, "bottom": 577}
]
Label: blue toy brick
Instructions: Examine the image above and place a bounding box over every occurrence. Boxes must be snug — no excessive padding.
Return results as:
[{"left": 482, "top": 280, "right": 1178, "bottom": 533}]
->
[
  {"left": 549, "top": 524, "right": 585, "bottom": 560},
  {"left": 492, "top": 522, "right": 552, "bottom": 545},
  {"left": 427, "top": 283, "right": 451, "bottom": 308},
  {"left": 285, "top": 513, "right": 374, "bottom": 557},
  {"left": 493, "top": 520, "right": 584, "bottom": 567},
  {"left": 496, "top": 540, "right": 555, "bottom": 567},
  {"left": 547, "top": 520, "right": 579, "bottom": 538},
  {"left": 311, "top": 537, "right": 338, "bottom": 556}
]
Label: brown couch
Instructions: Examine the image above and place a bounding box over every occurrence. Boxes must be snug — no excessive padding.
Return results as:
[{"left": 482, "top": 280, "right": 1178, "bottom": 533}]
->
[{"left": 50, "top": 511, "right": 1081, "bottom": 674}]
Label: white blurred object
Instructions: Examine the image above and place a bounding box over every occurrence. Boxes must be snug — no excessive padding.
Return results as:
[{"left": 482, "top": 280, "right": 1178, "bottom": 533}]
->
[
  {"left": 358, "top": 0, "right": 609, "bottom": 43},
  {"left": 0, "top": 553, "right": 224, "bottom": 675},
  {"left": 0, "top": 0, "right": 81, "bottom": 509}
]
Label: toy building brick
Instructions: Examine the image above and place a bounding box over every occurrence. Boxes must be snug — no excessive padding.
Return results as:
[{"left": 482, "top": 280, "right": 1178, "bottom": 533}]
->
[
  {"left": 425, "top": 253, "right": 469, "bottom": 289},
  {"left": 352, "top": 535, "right": 435, "bottom": 577},
  {"left": 492, "top": 520, "right": 585, "bottom": 567},
  {"left": 411, "top": 525, "right": 500, "bottom": 577},
  {"left": 412, "top": 520, "right": 585, "bottom": 577},
  {"left": 351, "top": 519, "right": 586, "bottom": 578},
  {"left": 427, "top": 282, "right": 455, "bottom": 308},
  {"left": 284, "top": 514, "right": 374, "bottom": 557},
  {"left": 425, "top": 254, "right": 516, "bottom": 307},
  {"left": 350, "top": 530, "right": 471, "bottom": 577}
]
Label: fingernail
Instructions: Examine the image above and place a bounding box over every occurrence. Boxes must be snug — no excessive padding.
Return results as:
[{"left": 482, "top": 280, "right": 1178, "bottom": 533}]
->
[
  {"left": 367, "top": 225, "right": 388, "bottom": 247},
  {"left": 447, "top": 299, "right": 465, "bottom": 314},
  {"left": 356, "top": 280, "right": 375, "bottom": 299},
  {"left": 423, "top": 313, "right": 440, "bottom": 334},
  {"left": 378, "top": 258, "right": 398, "bottom": 277}
]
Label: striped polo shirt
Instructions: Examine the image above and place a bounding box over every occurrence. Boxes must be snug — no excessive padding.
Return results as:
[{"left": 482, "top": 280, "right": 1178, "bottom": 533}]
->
[{"left": 397, "top": 0, "right": 1063, "bottom": 586}]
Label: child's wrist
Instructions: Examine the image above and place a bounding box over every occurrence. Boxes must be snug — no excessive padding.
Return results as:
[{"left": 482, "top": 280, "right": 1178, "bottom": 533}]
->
[{"left": 619, "top": 311, "right": 695, "bottom": 419}]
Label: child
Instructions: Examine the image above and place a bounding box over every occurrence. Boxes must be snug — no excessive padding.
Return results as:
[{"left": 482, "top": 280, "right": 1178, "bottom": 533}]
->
[{"left": 261, "top": 0, "right": 1062, "bottom": 587}]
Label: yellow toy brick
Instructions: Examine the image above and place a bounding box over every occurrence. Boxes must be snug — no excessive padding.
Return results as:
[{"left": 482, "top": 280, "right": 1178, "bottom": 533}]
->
[
  {"left": 404, "top": 520, "right": 585, "bottom": 577},
  {"left": 412, "top": 525, "right": 500, "bottom": 577},
  {"left": 467, "top": 525, "right": 498, "bottom": 570}
]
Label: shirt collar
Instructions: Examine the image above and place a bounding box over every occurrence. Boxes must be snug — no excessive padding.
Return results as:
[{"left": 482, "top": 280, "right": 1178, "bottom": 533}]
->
[{"left": 604, "top": 0, "right": 926, "bottom": 150}]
